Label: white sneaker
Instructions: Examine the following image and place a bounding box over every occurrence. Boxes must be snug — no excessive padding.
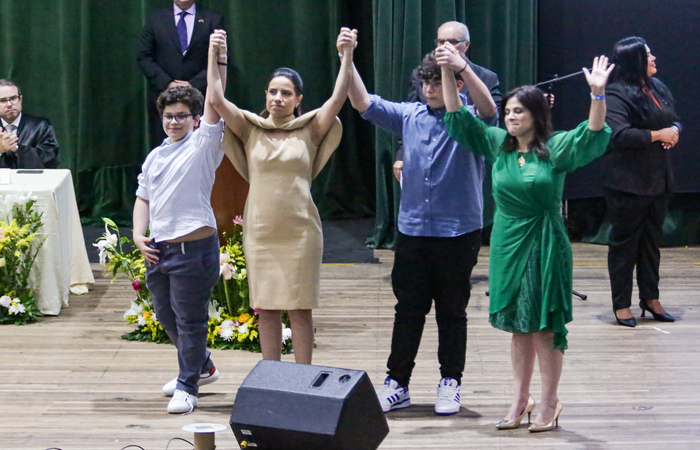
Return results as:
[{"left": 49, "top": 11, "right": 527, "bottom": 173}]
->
[
  {"left": 377, "top": 377, "right": 410, "bottom": 413},
  {"left": 435, "top": 377, "right": 461, "bottom": 415},
  {"left": 167, "top": 389, "right": 198, "bottom": 414},
  {"left": 162, "top": 366, "right": 219, "bottom": 396}
]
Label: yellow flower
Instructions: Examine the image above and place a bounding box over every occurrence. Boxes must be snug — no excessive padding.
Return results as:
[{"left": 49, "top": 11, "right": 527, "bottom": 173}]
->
[
  {"left": 0, "top": 257, "right": 5, "bottom": 268},
  {"left": 143, "top": 311, "right": 151, "bottom": 320},
  {"left": 238, "top": 313, "right": 251, "bottom": 323},
  {"left": 14, "top": 250, "right": 21, "bottom": 257}
]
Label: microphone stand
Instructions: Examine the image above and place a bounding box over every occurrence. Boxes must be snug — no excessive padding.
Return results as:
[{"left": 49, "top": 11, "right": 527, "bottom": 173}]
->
[{"left": 534, "top": 69, "right": 589, "bottom": 88}]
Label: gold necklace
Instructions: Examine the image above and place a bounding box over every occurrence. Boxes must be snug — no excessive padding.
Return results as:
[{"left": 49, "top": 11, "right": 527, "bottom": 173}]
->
[{"left": 517, "top": 149, "right": 528, "bottom": 167}]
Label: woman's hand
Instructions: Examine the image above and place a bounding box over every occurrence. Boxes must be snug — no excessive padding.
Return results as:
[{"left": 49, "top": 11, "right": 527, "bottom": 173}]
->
[
  {"left": 654, "top": 126, "right": 680, "bottom": 149},
  {"left": 209, "top": 29, "right": 227, "bottom": 56},
  {"left": 336, "top": 27, "right": 357, "bottom": 57},
  {"left": 583, "top": 55, "right": 614, "bottom": 96},
  {"left": 435, "top": 43, "right": 466, "bottom": 72}
]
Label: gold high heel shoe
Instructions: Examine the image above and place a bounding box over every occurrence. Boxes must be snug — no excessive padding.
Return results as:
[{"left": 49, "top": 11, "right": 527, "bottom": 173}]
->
[
  {"left": 496, "top": 395, "right": 536, "bottom": 429},
  {"left": 529, "top": 402, "right": 563, "bottom": 432}
]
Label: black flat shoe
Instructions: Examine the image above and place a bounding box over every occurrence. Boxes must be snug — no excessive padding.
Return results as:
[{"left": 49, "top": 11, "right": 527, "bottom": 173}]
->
[
  {"left": 639, "top": 300, "right": 675, "bottom": 322},
  {"left": 614, "top": 311, "right": 636, "bottom": 327}
]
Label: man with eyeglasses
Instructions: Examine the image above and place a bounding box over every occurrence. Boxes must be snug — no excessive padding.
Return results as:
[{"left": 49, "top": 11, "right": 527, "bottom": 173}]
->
[
  {"left": 133, "top": 30, "right": 228, "bottom": 415},
  {"left": 393, "top": 21, "right": 501, "bottom": 182},
  {"left": 0, "top": 79, "right": 60, "bottom": 169}
]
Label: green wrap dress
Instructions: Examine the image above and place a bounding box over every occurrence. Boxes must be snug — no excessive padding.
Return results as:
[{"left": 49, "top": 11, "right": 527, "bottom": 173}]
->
[{"left": 445, "top": 106, "right": 611, "bottom": 350}]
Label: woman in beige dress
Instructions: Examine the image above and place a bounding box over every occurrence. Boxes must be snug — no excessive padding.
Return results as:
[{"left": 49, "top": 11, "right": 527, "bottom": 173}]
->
[{"left": 207, "top": 28, "right": 357, "bottom": 364}]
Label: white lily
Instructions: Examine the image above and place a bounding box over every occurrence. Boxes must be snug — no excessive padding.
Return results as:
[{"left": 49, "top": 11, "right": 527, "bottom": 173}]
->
[
  {"left": 93, "top": 223, "right": 118, "bottom": 266},
  {"left": 282, "top": 327, "right": 292, "bottom": 343}
]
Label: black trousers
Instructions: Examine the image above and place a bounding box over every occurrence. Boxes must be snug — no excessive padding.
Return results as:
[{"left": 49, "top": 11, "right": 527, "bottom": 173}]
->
[
  {"left": 604, "top": 189, "right": 668, "bottom": 311},
  {"left": 387, "top": 229, "right": 481, "bottom": 386}
]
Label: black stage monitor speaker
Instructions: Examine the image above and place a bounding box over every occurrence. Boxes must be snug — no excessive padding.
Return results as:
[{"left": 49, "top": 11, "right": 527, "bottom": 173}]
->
[{"left": 230, "top": 360, "right": 389, "bottom": 450}]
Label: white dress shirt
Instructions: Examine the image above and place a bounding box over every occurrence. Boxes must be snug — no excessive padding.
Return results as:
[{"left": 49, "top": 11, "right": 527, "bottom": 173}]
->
[
  {"left": 136, "top": 119, "right": 225, "bottom": 242},
  {"left": 1, "top": 113, "right": 21, "bottom": 135}
]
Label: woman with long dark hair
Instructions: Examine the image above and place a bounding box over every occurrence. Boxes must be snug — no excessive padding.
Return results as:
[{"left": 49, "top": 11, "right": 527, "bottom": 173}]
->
[
  {"left": 603, "top": 37, "right": 680, "bottom": 327},
  {"left": 205, "top": 29, "right": 357, "bottom": 364},
  {"left": 438, "top": 44, "right": 612, "bottom": 432}
]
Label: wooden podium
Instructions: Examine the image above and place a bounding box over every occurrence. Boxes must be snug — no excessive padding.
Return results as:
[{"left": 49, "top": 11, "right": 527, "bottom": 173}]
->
[{"left": 211, "top": 155, "right": 249, "bottom": 241}]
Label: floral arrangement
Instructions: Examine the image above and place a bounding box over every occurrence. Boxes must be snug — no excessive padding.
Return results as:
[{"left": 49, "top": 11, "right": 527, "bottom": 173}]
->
[
  {"left": 0, "top": 194, "right": 45, "bottom": 325},
  {"left": 95, "top": 217, "right": 293, "bottom": 353}
]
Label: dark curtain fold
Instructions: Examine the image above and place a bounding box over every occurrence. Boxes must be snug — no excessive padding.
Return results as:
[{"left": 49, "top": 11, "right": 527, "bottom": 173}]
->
[{"left": 367, "top": 0, "right": 537, "bottom": 248}]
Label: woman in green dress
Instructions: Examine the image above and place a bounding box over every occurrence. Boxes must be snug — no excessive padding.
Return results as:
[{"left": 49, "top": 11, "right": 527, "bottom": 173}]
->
[{"left": 437, "top": 45, "right": 613, "bottom": 432}]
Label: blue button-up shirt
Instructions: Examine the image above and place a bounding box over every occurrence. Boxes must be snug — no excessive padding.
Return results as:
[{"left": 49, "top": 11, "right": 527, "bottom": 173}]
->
[{"left": 362, "top": 94, "right": 493, "bottom": 237}]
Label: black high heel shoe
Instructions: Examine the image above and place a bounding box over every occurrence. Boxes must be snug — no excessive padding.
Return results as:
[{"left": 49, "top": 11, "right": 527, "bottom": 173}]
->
[
  {"left": 614, "top": 310, "right": 636, "bottom": 327},
  {"left": 639, "top": 300, "right": 675, "bottom": 322}
]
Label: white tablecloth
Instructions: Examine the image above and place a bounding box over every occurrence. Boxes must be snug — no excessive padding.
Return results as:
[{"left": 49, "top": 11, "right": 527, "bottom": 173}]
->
[{"left": 0, "top": 169, "right": 94, "bottom": 315}]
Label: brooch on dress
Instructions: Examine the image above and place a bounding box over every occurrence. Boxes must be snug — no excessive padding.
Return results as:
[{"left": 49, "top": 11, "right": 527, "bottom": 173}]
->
[{"left": 518, "top": 155, "right": 526, "bottom": 167}]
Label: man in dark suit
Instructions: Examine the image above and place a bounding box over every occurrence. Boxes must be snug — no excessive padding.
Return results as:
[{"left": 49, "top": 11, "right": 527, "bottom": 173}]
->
[
  {"left": 393, "top": 21, "right": 501, "bottom": 181},
  {"left": 0, "top": 79, "right": 60, "bottom": 169},
  {"left": 137, "top": 0, "right": 225, "bottom": 148}
]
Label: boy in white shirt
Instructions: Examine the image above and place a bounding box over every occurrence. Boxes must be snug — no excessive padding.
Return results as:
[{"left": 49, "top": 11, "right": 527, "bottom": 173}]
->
[{"left": 133, "top": 30, "right": 228, "bottom": 414}]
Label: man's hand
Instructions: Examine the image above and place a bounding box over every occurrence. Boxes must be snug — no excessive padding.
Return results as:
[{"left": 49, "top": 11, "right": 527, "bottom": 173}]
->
[
  {"left": 167, "top": 80, "right": 191, "bottom": 89},
  {"left": 435, "top": 43, "right": 466, "bottom": 72},
  {"left": 0, "top": 131, "right": 18, "bottom": 154},
  {"left": 393, "top": 160, "right": 403, "bottom": 182},
  {"left": 134, "top": 234, "right": 160, "bottom": 265}
]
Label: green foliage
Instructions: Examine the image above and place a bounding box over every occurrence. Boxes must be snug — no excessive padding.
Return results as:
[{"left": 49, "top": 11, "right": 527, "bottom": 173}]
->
[
  {"left": 0, "top": 197, "right": 46, "bottom": 325},
  {"left": 96, "top": 217, "right": 293, "bottom": 353}
]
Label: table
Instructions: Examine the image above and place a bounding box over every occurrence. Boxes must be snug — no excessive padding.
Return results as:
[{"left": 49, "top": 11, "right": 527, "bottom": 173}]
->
[{"left": 0, "top": 169, "right": 94, "bottom": 315}]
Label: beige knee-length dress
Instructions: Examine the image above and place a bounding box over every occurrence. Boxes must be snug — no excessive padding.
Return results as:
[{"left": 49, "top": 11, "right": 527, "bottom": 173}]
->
[{"left": 221, "top": 110, "right": 342, "bottom": 310}]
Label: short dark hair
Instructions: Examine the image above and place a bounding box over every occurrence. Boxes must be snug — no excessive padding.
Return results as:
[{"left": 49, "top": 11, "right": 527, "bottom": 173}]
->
[
  {"left": 0, "top": 79, "right": 22, "bottom": 96},
  {"left": 156, "top": 85, "right": 204, "bottom": 116},
  {"left": 500, "top": 85, "right": 552, "bottom": 161},
  {"left": 416, "top": 52, "right": 463, "bottom": 82},
  {"left": 261, "top": 67, "right": 304, "bottom": 118}
]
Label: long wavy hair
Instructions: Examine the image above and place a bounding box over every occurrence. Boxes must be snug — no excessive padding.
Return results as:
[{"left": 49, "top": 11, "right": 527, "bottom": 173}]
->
[
  {"left": 260, "top": 67, "right": 304, "bottom": 118},
  {"left": 500, "top": 85, "right": 553, "bottom": 161},
  {"left": 611, "top": 36, "right": 656, "bottom": 118}
]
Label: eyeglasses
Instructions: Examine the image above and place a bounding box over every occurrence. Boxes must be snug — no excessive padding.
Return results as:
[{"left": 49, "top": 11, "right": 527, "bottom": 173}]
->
[
  {"left": 0, "top": 95, "right": 21, "bottom": 105},
  {"left": 435, "top": 38, "right": 468, "bottom": 46},
  {"left": 161, "top": 113, "right": 196, "bottom": 123}
]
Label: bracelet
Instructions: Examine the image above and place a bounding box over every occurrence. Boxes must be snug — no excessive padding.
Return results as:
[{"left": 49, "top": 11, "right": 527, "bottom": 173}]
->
[
  {"left": 338, "top": 52, "right": 344, "bottom": 58},
  {"left": 590, "top": 93, "right": 605, "bottom": 101},
  {"left": 217, "top": 61, "right": 228, "bottom": 66},
  {"left": 218, "top": 52, "right": 228, "bottom": 58},
  {"left": 460, "top": 59, "right": 468, "bottom": 73}
]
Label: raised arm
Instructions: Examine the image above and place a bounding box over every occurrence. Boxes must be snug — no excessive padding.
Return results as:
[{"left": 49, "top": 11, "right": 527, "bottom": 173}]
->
[
  {"left": 436, "top": 44, "right": 495, "bottom": 117},
  {"left": 346, "top": 33, "right": 371, "bottom": 113},
  {"left": 207, "top": 31, "right": 250, "bottom": 141},
  {"left": 438, "top": 53, "right": 463, "bottom": 113},
  {"left": 583, "top": 55, "right": 614, "bottom": 131},
  {"left": 308, "top": 27, "right": 357, "bottom": 146},
  {"left": 202, "top": 30, "right": 228, "bottom": 125}
]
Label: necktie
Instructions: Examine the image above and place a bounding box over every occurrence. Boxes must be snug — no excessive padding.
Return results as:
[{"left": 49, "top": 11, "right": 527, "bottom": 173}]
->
[
  {"left": 6, "top": 124, "right": 16, "bottom": 136},
  {"left": 177, "top": 11, "right": 189, "bottom": 54}
]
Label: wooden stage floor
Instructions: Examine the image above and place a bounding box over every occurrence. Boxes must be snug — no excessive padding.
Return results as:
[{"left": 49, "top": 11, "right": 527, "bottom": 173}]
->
[{"left": 1, "top": 243, "right": 699, "bottom": 449}]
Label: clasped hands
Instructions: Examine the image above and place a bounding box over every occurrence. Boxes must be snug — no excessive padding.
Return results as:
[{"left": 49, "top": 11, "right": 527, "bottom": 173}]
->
[
  {"left": 336, "top": 27, "right": 358, "bottom": 57},
  {"left": 0, "top": 131, "right": 18, "bottom": 154},
  {"left": 435, "top": 43, "right": 467, "bottom": 72}
]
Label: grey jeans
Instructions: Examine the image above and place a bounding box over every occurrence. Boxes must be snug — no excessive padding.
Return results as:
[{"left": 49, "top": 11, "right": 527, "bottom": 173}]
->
[{"left": 146, "top": 233, "right": 220, "bottom": 395}]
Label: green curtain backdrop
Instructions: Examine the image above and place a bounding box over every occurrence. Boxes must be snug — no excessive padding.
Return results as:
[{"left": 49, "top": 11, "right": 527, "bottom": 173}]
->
[
  {"left": 366, "top": 0, "right": 537, "bottom": 248},
  {"left": 0, "top": 0, "right": 376, "bottom": 225},
  {"left": 1, "top": 0, "right": 535, "bottom": 236}
]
